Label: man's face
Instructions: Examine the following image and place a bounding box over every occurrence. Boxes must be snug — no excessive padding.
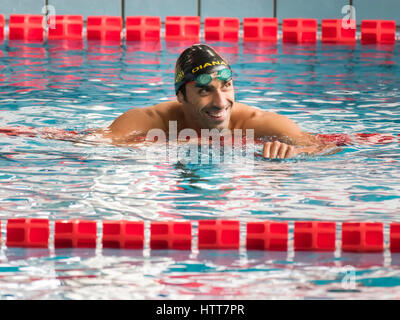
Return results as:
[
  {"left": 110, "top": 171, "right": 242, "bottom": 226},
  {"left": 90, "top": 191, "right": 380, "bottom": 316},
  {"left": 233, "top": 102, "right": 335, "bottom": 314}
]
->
[{"left": 178, "top": 74, "right": 235, "bottom": 131}]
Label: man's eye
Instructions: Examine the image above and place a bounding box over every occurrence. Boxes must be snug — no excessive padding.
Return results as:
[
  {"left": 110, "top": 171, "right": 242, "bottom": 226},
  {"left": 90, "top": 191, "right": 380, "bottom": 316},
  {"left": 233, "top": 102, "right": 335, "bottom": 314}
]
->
[{"left": 198, "top": 88, "right": 210, "bottom": 94}]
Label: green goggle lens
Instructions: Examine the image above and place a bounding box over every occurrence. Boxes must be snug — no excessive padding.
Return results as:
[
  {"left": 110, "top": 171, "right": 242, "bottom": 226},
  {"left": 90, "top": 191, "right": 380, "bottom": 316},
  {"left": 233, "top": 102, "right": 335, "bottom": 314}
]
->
[{"left": 195, "top": 68, "right": 232, "bottom": 86}]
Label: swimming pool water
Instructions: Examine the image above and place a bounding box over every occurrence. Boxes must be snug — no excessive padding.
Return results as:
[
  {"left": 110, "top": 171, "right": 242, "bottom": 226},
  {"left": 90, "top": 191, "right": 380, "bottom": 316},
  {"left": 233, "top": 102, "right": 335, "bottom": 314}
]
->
[{"left": 0, "top": 40, "right": 399, "bottom": 299}]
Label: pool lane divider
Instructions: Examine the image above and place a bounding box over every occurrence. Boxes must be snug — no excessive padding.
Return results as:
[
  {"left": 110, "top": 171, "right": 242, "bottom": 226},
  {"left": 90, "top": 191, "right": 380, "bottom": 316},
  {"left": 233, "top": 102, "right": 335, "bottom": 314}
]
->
[
  {"left": 0, "top": 14, "right": 399, "bottom": 44},
  {"left": 2, "top": 218, "right": 400, "bottom": 253},
  {"left": 0, "top": 127, "right": 399, "bottom": 147}
]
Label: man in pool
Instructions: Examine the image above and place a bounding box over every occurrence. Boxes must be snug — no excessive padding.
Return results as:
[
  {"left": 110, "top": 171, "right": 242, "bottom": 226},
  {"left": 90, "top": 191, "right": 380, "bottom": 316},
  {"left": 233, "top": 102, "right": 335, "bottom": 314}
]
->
[
  {"left": 0, "top": 44, "right": 338, "bottom": 158},
  {"left": 100, "top": 44, "right": 338, "bottom": 159}
]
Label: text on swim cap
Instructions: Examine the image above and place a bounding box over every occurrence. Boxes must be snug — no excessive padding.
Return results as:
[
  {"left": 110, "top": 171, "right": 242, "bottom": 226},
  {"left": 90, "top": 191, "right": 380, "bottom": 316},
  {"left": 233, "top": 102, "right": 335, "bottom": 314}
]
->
[{"left": 192, "top": 61, "right": 227, "bottom": 74}]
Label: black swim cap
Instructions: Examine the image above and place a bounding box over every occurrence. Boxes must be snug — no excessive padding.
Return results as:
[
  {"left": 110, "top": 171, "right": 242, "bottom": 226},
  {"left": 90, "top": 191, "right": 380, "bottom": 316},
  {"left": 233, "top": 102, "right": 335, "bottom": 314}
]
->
[{"left": 174, "top": 44, "right": 231, "bottom": 94}]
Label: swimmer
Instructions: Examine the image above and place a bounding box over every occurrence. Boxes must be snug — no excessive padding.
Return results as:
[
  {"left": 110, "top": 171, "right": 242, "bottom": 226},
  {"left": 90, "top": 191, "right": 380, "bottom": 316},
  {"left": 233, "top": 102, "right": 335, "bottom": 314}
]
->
[{"left": 98, "top": 44, "right": 340, "bottom": 159}]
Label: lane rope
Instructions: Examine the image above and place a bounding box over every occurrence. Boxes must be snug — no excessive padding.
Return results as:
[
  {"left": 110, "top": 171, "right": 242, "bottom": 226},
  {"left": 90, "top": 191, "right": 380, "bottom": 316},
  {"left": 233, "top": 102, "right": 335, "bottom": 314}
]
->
[{"left": 2, "top": 218, "right": 400, "bottom": 253}]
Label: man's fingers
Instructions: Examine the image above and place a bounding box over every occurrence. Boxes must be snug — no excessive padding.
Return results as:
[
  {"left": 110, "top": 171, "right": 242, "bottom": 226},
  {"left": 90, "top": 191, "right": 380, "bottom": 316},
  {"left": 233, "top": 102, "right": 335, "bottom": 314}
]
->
[
  {"left": 271, "top": 141, "right": 280, "bottom": 158},
  {"left": 262, "top": 142, "right": 271, "bottom": 158},
  {"left": 285, "top": 145, "right": 296, "bottom": 158},
  {"left": 278, "top": 143, "right": 288, "bottom": 159},
  {"left": 263, "top": 141, "right": 296, "bottom": 159}
]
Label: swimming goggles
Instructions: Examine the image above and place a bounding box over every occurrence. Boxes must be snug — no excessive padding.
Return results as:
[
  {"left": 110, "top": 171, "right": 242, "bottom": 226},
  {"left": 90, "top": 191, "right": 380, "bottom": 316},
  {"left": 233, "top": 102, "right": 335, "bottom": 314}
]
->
[{"left": 194, "top": 68, "right": 232, "bottom": 87}]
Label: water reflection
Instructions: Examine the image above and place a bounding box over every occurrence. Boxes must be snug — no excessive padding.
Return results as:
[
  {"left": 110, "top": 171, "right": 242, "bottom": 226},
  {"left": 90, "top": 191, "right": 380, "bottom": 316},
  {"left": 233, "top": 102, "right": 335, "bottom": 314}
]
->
[{"left": 0, "top": 41, "right": 399, "bottom": 299}]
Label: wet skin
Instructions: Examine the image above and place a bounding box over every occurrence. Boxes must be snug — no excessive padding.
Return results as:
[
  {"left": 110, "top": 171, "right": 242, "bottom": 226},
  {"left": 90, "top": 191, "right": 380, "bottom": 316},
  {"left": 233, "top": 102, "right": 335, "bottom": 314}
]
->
[{"left": 100, "top": 76, "right": 340, "bottom": 159}]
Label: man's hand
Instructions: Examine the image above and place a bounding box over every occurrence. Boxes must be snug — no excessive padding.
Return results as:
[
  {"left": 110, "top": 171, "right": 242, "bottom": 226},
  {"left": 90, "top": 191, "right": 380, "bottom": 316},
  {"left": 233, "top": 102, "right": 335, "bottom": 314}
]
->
[
  {"left": 262, "top": 141, "right": 299, "bottom": 159},
  {"left": 262, "top": 139, "right": 341, "bottom": 159}
]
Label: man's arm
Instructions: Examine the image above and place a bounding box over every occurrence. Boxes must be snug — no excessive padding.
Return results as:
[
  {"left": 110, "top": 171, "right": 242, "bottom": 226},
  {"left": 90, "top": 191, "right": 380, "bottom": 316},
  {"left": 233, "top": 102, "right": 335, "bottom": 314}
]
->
[
  {"left": 242, "top": 110, "right": 341, "bottom": 158},
  {"left": 99, "top": 105, "right": 167, "bottom": 144}
]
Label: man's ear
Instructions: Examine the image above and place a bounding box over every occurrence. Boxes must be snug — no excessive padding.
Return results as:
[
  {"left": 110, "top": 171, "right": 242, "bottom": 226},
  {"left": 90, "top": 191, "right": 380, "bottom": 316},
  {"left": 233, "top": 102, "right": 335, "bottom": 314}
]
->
[{"left": 177, "top": 91, "right": 185, "bottom": 104}]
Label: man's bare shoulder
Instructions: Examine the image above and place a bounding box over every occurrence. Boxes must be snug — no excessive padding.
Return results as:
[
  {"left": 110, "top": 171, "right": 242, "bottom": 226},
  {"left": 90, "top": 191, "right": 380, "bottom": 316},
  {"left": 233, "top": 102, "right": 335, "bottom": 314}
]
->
[
  {"left": 231, "top": 102, "right": 277, "bottom": 128},
  {"left": 106, "top": 101, "right": 183, "bottom": 140},
  {"left": 122, "top": 101, "right": 181, "bottom": 118},
  {"left": 231, "top": 102, "right": 303, "bottom": 140},
  {"left": 152, "top": 101, "right": 184, "bottom": 119}
]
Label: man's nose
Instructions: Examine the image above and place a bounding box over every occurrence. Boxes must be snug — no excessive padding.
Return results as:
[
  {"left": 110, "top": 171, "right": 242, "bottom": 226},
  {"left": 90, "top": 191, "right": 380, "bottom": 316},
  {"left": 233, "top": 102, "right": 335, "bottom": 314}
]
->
[{"left": 212, "top": 89, "right": 228, "bottom": 109}]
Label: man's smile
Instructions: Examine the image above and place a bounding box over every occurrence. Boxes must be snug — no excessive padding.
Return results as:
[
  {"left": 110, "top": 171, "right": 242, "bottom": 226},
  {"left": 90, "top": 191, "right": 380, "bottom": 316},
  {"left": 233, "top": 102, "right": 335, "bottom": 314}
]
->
[
  {"left": 203, "top": 105, "right": 232, "bottom": 122},
  {"left": 204, "top": 108, "right": 227, "bottom": 121}
]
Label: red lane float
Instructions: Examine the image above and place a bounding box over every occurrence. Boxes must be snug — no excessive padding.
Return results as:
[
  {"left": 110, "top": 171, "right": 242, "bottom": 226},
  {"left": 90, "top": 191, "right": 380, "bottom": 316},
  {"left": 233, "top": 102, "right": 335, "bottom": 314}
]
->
[
  {"left": 0, "top": 219, "right": 395, "bottom": 253},
  {"left": 361, "top": 20, "right": 396, "bottom": 44},
  {"left": 47, "top": 15, "right": 83, "bottom": 41},
  {"left": 6, "top": 218, "right": 49, "bottom": 248},
  {"left": 103, "top": 220, "right": 144, "bottom": 249},
  {"left": 246, "top": 221, "right": 288, "bottom": 251},
  {"left": 342, "top": 222, "right": 384, "bottom": 252},
  {"left": 316, "top": 133, "right": 398, "bottom": 146},
  {"left": 9, "top": 14, "right": 44, "bottom": 42},
  {"left": 165, "top": 16, "right": 200, "bottom": 41},
  {"left": 282, "top": 18, "right": 318, "bottom": 43},
  {"left": 54, "top": 219, "right": 97, "bottom": 248},
  {"left": 86, "top": 16, "right": 123, "bottom": 42},
  {"left": 0, "top": 126, "right": 39, "bottom": 137},
  {"left": 294, "top": 221, "right": 336, "bottom": 251},
  {"left": 125, "top": 16, "right": 161, "bottom": 41},
  {"left": 243, "top": 18, "right": 278, "bottom": 42},
  {"left": 0, "top": 126, "right": 79, "bottom": 139},
  {"left": 198, "top": 220, "right": 240, "bottom": 250},
  {"left": 1, "top": 15, "right": 400, "bottom": 44},
  {"left": 321, "top": 19, "right": 356, "bottom": 44},
  {"left": 150, "top": 221, "right": 192, "bottom": 250},
  {"left": 0, "top": 127, "right": 398, "bottom": 146},
  {"left": 204, "top": 17, "right": 240, "bottom": 42},
  {"left": 390, "top": 223, "right": 400, "bottom": 253},
  {"left": 0, "top": 14, "right": 4, "bottom": 42}
]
